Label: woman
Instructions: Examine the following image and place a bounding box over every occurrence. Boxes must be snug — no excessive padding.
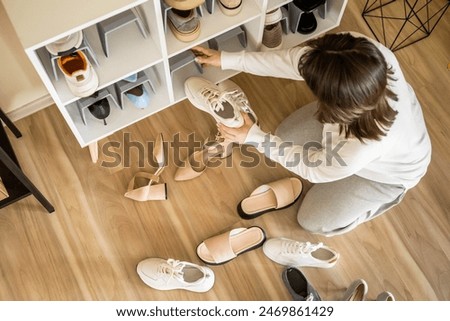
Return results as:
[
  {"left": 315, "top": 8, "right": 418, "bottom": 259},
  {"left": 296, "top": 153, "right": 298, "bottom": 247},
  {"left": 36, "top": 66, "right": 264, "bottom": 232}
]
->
[{"left": 193, "top": 32, "right": 431, "bottom": 236}]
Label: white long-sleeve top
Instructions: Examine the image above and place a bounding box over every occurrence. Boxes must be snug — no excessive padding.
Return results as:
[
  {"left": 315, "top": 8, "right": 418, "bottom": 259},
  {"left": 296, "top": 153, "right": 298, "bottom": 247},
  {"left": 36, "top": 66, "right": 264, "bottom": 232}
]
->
[{"left": 220, "top": 32, "right": 431, "bottom": 189}]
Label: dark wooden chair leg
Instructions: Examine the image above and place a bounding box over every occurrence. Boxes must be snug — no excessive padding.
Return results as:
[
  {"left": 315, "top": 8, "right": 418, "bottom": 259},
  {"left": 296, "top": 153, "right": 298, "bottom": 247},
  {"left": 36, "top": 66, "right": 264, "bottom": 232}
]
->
[
  {"left": 0, "top": 109, "right": 22, "bottom": 138},
  {"left": 0, "top": 147, "right": 55, "bottom": 213}
]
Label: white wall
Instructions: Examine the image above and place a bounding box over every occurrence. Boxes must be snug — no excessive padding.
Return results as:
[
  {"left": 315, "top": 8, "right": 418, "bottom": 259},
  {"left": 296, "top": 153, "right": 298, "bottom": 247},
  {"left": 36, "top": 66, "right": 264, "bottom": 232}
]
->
[{"left": 0, "top": 3, "right": 51, "bottom": 119}]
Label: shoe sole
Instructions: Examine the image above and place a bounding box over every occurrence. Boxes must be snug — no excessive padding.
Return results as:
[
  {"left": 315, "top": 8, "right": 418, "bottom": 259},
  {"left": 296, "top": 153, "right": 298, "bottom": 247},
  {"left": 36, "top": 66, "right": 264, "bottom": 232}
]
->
[
  {"left": 218, "top": 1, "right": 242, "bottom": 16},
  {"left": 265, "top": 8, "right": 282, "bottom": 25},
  {"left": 169, "top": 19, "right": 201, "bottom": 42},
  {"left": 165, "top": 0, "right": 205, "bottom": 11}
]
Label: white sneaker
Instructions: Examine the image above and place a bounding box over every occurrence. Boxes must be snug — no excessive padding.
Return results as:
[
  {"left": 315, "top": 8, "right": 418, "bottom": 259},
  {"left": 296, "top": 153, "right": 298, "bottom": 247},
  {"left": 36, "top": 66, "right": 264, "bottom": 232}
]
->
[
  {"left": 263, "top": 237, "right": 339, "bottom": 268},
  {"left": 136, "top": 258, "right": 215, "bottom": 292},
  {"left": 57, "top": 50, "right": 98, "bottom": 97},
  {"left": 184, "top": 77, "right": 244, "bottom": 128},
  {"left": 217, "top": 79, "right": 258, "bottom": 124}
]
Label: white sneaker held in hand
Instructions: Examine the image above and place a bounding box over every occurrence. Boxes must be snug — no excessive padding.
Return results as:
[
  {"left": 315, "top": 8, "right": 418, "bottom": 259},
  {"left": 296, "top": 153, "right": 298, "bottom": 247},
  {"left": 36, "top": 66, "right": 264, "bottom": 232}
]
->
[
  {"left": 184, "top": 76, "right": 244, "bottom": 128},
  {"left": 217, "top": 79, "right": 258, "bottom": 124},
  {"left": 137, "top": 258, "right": 215, "bottom": 292},
  {"left": 263, "top": 237, "right": 339, "bottom": 268}
]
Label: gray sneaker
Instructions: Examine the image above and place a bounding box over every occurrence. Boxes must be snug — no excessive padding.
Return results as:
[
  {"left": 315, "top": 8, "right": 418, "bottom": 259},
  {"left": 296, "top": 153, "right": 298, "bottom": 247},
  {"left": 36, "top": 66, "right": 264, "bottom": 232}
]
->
[
  {"left": 282, "top": 267, "right": 321, "bottom": 301},
  {"left": 168, "top": 9, "right": 200, "bottom": 42}
]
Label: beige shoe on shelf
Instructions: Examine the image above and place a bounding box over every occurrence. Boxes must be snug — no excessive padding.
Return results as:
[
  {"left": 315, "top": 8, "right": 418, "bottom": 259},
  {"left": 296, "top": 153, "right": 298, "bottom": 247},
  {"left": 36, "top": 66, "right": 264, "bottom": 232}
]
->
[
  {"left": 124, "top": 133, "right": 167, "bottom": 201},
  {"left": 261, "top": 21, "right": 283, "bottom": 51},
  {"left": 218, "top": 0, "right": 242, "bottom": 16},
  {"left": 164, "top": 0, "right": 205, "bottom": 11},
  {"left": 168, "top": 8, "right": 201, "bottom": 42}
]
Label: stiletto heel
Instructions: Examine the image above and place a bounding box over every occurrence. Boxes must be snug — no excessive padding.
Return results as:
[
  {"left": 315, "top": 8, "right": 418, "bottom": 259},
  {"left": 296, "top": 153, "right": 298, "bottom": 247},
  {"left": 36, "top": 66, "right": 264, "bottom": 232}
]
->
[{"left": 124, "top": 133, "right": 167, "bottom": 201}]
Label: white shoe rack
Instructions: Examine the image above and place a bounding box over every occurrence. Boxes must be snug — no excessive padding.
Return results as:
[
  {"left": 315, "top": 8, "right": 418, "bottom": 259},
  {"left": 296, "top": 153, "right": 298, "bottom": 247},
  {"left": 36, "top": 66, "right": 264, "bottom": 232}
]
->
[{"left": 2, "top": 0, "right": 347, "bottom": 159}]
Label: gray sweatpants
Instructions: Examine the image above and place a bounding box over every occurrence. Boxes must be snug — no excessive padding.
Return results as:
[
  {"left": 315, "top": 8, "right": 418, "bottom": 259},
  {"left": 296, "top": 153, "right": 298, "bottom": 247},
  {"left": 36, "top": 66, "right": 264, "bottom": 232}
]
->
[{"left": 275, "top": 101, "right": 406, "bottom": 236}]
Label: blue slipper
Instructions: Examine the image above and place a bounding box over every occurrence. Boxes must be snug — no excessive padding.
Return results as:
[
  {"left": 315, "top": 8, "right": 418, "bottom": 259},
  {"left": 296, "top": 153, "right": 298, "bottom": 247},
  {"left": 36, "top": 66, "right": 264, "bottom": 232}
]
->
[{"left": 125, "top": 85, "right": 150, "bottom": 109}]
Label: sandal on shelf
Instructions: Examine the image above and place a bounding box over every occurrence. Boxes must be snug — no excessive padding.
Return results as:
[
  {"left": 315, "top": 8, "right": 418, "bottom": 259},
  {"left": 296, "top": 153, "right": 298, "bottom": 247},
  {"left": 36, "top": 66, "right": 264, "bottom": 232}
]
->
[
  {"left": 237, "top": 177, "right": 303, "bottom": 219},
  {"left": 174, "top": 133, "right": 232, "bottom": 181},
  {"left": 124, "top": 133, "right": 167, "bottom": 201},
  {"left": 196, "top": 226, "right": 266, "bottom": 265}
]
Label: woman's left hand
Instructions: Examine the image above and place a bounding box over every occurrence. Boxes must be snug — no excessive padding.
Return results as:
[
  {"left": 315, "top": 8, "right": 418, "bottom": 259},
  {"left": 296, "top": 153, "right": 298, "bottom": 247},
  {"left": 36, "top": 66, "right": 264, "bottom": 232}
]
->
[{"left": 217, "top": 112, "right": 255, "bottom": 144}]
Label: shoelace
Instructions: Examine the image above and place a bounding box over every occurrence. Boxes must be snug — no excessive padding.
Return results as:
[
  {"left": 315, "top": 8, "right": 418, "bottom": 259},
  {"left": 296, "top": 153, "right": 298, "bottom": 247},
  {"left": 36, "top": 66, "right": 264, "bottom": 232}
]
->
[
  {"left": 157, "top": 259, "right": 185, "bottom": 283},
  {"left": 200, "top": 88, "right": 232, "bottom": 113},
  {"left": 225, "top": 89, "right": 251, "bottom": 113},
  {"left": 281, "top": 241, "right": 323, "bottom": 256}
]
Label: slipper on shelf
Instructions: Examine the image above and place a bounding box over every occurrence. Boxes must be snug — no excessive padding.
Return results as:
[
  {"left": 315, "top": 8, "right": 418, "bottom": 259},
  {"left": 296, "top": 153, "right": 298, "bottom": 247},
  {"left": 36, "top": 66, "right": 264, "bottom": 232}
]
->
[
  {"left": 237, "top": 177, "right": 303, "bottom": 219},
  {"left": 196, "top": 226, "right": 266, "bottom": 265}
]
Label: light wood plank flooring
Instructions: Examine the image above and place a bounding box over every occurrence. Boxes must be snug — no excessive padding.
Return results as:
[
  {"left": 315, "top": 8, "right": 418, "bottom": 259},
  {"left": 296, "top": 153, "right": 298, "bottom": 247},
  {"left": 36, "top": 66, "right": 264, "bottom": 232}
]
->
[{"left": 1, "top": 2, "right": 449, "bottom": 300}]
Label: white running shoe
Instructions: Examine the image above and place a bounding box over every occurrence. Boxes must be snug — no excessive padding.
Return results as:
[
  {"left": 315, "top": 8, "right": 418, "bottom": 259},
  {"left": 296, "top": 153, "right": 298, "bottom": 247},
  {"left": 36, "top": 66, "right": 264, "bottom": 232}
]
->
[
  {"left": 136, "top": 258, "right": 215, "bottom": 292},
  {"left": 184, "top": 77, "right": 244, "bottom": 128},
  {"left": 57, "top": 50, "right": 98, "bottom": 97},
  {"left": 263, "top": 237, "right": 339, "bottom": 268},
  {"left": 217, "top": 79, "right": 258, "bottom": 124}
]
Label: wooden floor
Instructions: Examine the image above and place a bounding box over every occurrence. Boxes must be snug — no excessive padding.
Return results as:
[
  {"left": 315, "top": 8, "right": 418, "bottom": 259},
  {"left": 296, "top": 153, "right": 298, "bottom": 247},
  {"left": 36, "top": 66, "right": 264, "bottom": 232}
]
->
[{"left": 1, "top": 2, "right": 449, "bottom": 301}]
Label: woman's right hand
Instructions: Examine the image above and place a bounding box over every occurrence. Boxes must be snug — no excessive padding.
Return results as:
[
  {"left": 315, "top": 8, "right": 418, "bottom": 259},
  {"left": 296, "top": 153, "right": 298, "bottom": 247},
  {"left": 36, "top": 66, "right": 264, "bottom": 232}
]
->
[{"left": 191, "top": 46, "right": 222, "bottom": 68}]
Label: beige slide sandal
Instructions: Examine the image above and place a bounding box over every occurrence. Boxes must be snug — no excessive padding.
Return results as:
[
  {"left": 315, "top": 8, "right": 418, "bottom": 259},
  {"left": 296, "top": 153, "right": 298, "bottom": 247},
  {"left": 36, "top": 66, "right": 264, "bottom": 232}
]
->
[
  {"left": 237, "top": 177, "right": 302, "bottom": 219},
  {"left": 196, "top": 226, "right": 266, "bottom": 265}
]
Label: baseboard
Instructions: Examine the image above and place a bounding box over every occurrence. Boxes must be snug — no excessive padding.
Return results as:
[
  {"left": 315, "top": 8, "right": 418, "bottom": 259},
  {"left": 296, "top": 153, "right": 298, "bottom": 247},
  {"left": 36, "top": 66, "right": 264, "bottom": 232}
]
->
[{"left": 6, "top": 94, "right": 55, "bottom": 122}]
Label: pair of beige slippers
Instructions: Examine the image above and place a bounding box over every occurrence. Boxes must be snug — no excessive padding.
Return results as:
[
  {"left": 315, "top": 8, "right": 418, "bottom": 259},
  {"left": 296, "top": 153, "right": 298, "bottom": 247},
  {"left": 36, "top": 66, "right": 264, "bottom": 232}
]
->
[{"left": 197, "top": 176, "right": 303, "bottom": 265}]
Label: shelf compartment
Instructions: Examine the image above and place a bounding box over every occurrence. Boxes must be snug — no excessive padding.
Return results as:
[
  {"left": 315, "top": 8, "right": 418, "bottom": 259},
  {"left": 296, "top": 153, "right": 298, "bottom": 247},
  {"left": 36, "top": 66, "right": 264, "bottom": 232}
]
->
[
  {"left": 165, "top": 0, "right": 263, "bottom": 58},
  {"left": 171, "top": 27, "right": 258, "bottom": 103},
  {"left": 36, "top": 7, "right": 164, "bottom": 106},
  {"left": 277, "top": 0, "right": 348, "bottom": 49},
  {"left": 63, "top": 63, "right": 170, "bottom": 147}
]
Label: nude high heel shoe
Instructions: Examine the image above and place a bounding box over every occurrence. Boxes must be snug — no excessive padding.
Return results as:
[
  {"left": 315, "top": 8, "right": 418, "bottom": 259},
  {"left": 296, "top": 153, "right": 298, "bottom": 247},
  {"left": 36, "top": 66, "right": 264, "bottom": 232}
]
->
[
  {"left": 124, "top": 133, "right": 167, "bottom": 201},
  {"left": 341, "top": 279, "right": 368, "bottom": 301},
  {"left": 174, "top": 133, "right": 232, "bottom": 181}
]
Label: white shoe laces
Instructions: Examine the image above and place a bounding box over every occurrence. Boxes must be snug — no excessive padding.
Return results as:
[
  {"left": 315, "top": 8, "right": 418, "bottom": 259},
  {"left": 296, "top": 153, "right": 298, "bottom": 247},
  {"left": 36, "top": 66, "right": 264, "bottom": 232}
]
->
[
  {"left": 225, "top": 89, "right": 251, "bottom": 113},
  {"left": 199, "top": 87, "right": 233, "bottom": 113},
  {"left": 158, "top": 259, "right": 185, "bottom": 283},
  {"left": 281, "top": 241, "right": 322, "bottom": 256}
]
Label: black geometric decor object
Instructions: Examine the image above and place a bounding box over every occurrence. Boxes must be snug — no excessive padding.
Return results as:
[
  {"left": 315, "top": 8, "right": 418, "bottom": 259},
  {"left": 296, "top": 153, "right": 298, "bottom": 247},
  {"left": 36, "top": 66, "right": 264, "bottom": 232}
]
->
[{"left": 362, "top": 0, "right": 449, "bottom": 51}]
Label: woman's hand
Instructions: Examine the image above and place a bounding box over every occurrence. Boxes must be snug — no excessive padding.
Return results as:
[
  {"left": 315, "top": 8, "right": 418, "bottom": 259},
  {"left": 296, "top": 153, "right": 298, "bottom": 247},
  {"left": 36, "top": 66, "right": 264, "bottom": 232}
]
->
[
  {"left": 192, "top": 46, "right": 222, "bottom": 68},
  {"left": 217, "top": 112, "right": 255, "bottom": 144}
]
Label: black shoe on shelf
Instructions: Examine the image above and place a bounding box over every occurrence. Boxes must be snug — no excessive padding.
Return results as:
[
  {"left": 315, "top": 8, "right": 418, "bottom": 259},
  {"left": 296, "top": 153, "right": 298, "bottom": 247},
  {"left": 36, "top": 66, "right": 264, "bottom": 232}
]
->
[
  {"left": 297, "top": 11, "right": 317, "bottom": 34},
  {"left": 88, "top": 98, "right": 110, "bottom": 126}
]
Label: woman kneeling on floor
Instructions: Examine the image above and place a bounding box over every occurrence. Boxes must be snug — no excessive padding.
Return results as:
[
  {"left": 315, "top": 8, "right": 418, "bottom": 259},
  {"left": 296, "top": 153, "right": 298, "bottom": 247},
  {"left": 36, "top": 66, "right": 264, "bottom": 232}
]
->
[{"left": 193, "top": 31, "right": 431, "bottom": 236}]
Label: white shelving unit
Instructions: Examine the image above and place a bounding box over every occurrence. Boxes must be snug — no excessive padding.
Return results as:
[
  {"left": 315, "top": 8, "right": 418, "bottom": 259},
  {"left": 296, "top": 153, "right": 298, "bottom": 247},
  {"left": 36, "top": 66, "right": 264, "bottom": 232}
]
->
[{"left": 2, "top": 0, "right": 347, "bottom": 158}]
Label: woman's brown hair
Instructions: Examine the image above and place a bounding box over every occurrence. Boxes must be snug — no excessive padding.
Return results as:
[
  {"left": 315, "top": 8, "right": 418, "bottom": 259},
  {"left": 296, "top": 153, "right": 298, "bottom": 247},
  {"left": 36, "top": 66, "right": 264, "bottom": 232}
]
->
[{"left": 298, "top": 33, "right": 398, "bottom": 142}]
